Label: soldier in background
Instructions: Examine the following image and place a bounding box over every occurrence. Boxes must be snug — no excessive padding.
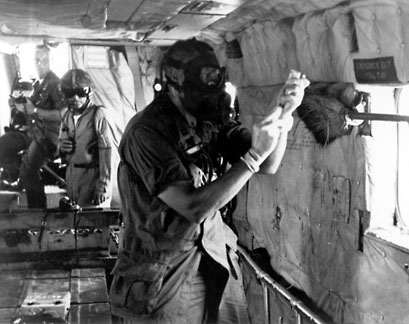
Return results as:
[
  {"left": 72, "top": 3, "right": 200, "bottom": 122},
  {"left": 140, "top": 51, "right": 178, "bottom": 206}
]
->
[
  {"left": 109, "top": 38, "right": 309, "bottom": 324},
  {"left": 8, "top": 44, "right": 66, "bottom": 208},
  {"left": 59, "top": 69, "right": 120, "bottom": 208}
]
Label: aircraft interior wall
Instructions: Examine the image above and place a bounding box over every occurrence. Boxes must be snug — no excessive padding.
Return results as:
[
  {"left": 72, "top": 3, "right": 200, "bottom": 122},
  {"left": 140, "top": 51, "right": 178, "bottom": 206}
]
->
[{"left": 216, "top": 0, "right": 409, "bottom": 323}]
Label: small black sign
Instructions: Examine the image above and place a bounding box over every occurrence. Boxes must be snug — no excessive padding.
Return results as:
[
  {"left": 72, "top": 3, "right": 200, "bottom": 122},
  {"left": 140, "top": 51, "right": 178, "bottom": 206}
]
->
[{"left": 353, "top": 57, "right": 399, "bottom": 84}]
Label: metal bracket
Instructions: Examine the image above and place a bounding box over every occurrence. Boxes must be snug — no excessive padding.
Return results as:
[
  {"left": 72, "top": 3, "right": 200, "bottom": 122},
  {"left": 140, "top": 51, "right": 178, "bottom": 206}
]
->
[{"left": 344, "top": 91, "right": 409, "bottom": 134}]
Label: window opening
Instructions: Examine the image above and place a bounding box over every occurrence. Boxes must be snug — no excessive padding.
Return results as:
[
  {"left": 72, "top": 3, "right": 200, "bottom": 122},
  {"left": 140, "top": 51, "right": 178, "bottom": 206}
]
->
[
  {"left": 17, "top": 42, "right": 70, "bottom": 80},
  {"left": 225, "top": 81, "right": 236, "bottom": 107},
  {"left": 358, "top": 86, "right": 397, "bottom": 229},
  {"left": 396, "top": 86, "right": 409, "bottom": 227}
]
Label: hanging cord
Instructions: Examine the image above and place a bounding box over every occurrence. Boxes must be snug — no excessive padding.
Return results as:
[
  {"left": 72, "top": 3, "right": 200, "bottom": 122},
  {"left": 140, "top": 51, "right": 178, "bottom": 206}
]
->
[
  {"left": 38, "top": 210, "right": 49, "bottom": 251},
  {"left": 73, "top": 207, "right": 82, "bottom": 265},
  {"left": 37, "top": 210, "right": 67, "bottom": 269}
]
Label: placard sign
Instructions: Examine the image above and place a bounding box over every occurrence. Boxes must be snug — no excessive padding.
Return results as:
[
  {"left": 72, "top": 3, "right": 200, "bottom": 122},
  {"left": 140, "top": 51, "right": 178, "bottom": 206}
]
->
[
  {"left": 84, "top": 46, "right": 110, "bottom": 69},
  {"left": 353, "top": 57, "right": 399, "bottom": 83}
]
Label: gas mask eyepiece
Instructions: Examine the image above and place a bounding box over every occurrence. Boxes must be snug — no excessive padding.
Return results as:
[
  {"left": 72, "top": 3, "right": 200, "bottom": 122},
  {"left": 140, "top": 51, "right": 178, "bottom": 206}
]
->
[{"left": 183, "top": 55, "right": 225, "bottom": 92}]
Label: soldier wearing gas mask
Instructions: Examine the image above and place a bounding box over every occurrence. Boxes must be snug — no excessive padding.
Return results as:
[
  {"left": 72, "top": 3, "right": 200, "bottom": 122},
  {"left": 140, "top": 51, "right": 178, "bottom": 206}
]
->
[
  {"left": 109, "top": 38, "right": 309, "bottom": 324},
  {"left": 58, "top": 69, "right": 120, "bottom": 208}
]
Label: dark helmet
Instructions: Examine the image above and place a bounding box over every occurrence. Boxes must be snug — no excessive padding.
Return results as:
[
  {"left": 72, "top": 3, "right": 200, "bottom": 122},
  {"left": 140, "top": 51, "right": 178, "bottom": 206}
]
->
[{"left": 61, "top": 69, "right": 93, "bottom": 90}]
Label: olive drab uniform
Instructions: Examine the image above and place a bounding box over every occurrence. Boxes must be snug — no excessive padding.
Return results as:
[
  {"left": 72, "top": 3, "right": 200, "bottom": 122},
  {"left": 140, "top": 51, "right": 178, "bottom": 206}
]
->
[
  {"left": 60, "top": 103, "right": 120, "bottom": 207},
  {"left": 19, "top": 71, "right": 66, "bottom": 208},
  {"left": 29, "top": 72, "right": 66, "bottom": 151},
  {"left": 109, "top": 93, "right": 252, "bottom": 324}
]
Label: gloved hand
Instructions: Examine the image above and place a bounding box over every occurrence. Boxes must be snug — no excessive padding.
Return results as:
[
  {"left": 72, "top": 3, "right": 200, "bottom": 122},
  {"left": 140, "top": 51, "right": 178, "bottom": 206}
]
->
[
  {"left": 250, "top": 108, "right": 282, "bottom": 162},
  {"left": 250, "top": 70, "right": 310, "bottom": 163},
  {"left": 277, "top": 70, "right": 310, "bottom": 119}
]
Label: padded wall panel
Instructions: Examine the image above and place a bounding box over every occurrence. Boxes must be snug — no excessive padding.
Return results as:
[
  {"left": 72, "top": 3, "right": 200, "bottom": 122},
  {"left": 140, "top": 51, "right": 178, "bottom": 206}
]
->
[
  {"left": 233, "top": 81, "right": 372, "bottom": 322},
  {"left": 346, "top": 236, "right": 409, "bottom": 323},
  {"left": 236, "top": 85, "right": 283, "bottom": 118},
  {"left": 209, "top": 0, "right": 347, "bottom": 35},
  {"left": 231, "top": 0, "right": 409, "bottom": 85},
  {"left": 230, "top": 1, "right": 409, "bottom": 321},
  {"left": 350, "top": 0, "right": 409, "bottom": 83},
  {"left": 292, "top": 5, "right": 354, "bottom": 82},
  {"left": 240, "top": 20, "right": 299, "bottom": 86},
  {"left": 217, "top": 40, "right": 251, "bottom": 89}
]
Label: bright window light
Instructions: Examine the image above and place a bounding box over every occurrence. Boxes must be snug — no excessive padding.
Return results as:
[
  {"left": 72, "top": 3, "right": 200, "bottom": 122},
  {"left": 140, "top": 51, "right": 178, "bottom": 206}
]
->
[
  {"left": 397, "top": 87, "right": 409, "bottom": 227},
  {"left": 0, "top": 40, "right": 14, "bottom": 55},
  {"left": 50, "top": 43, "right": 70, "bottom": 78},
  {"left": 359, "top": 86, "right": 397, "bottom": 229},
  {"left": 18, "top": 43, "right": 37, "bottom": 80},
  {"left": 225, "top": 81, "right": 236, "bottom": 107},
  {"left": 18, "top": 42, "right": 70, "bottom": 80}
]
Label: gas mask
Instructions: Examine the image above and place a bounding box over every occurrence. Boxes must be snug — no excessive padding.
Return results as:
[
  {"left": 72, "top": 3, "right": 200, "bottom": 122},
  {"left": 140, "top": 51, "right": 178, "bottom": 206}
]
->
[{"left": 165, "top": 53, "right": 231, "bottom": 123}]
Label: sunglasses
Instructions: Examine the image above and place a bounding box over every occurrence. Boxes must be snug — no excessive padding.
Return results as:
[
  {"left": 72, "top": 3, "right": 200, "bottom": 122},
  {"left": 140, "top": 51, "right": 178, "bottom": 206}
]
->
[{"left": 63, "top": 87, "right": 90, "bottom": 98}]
